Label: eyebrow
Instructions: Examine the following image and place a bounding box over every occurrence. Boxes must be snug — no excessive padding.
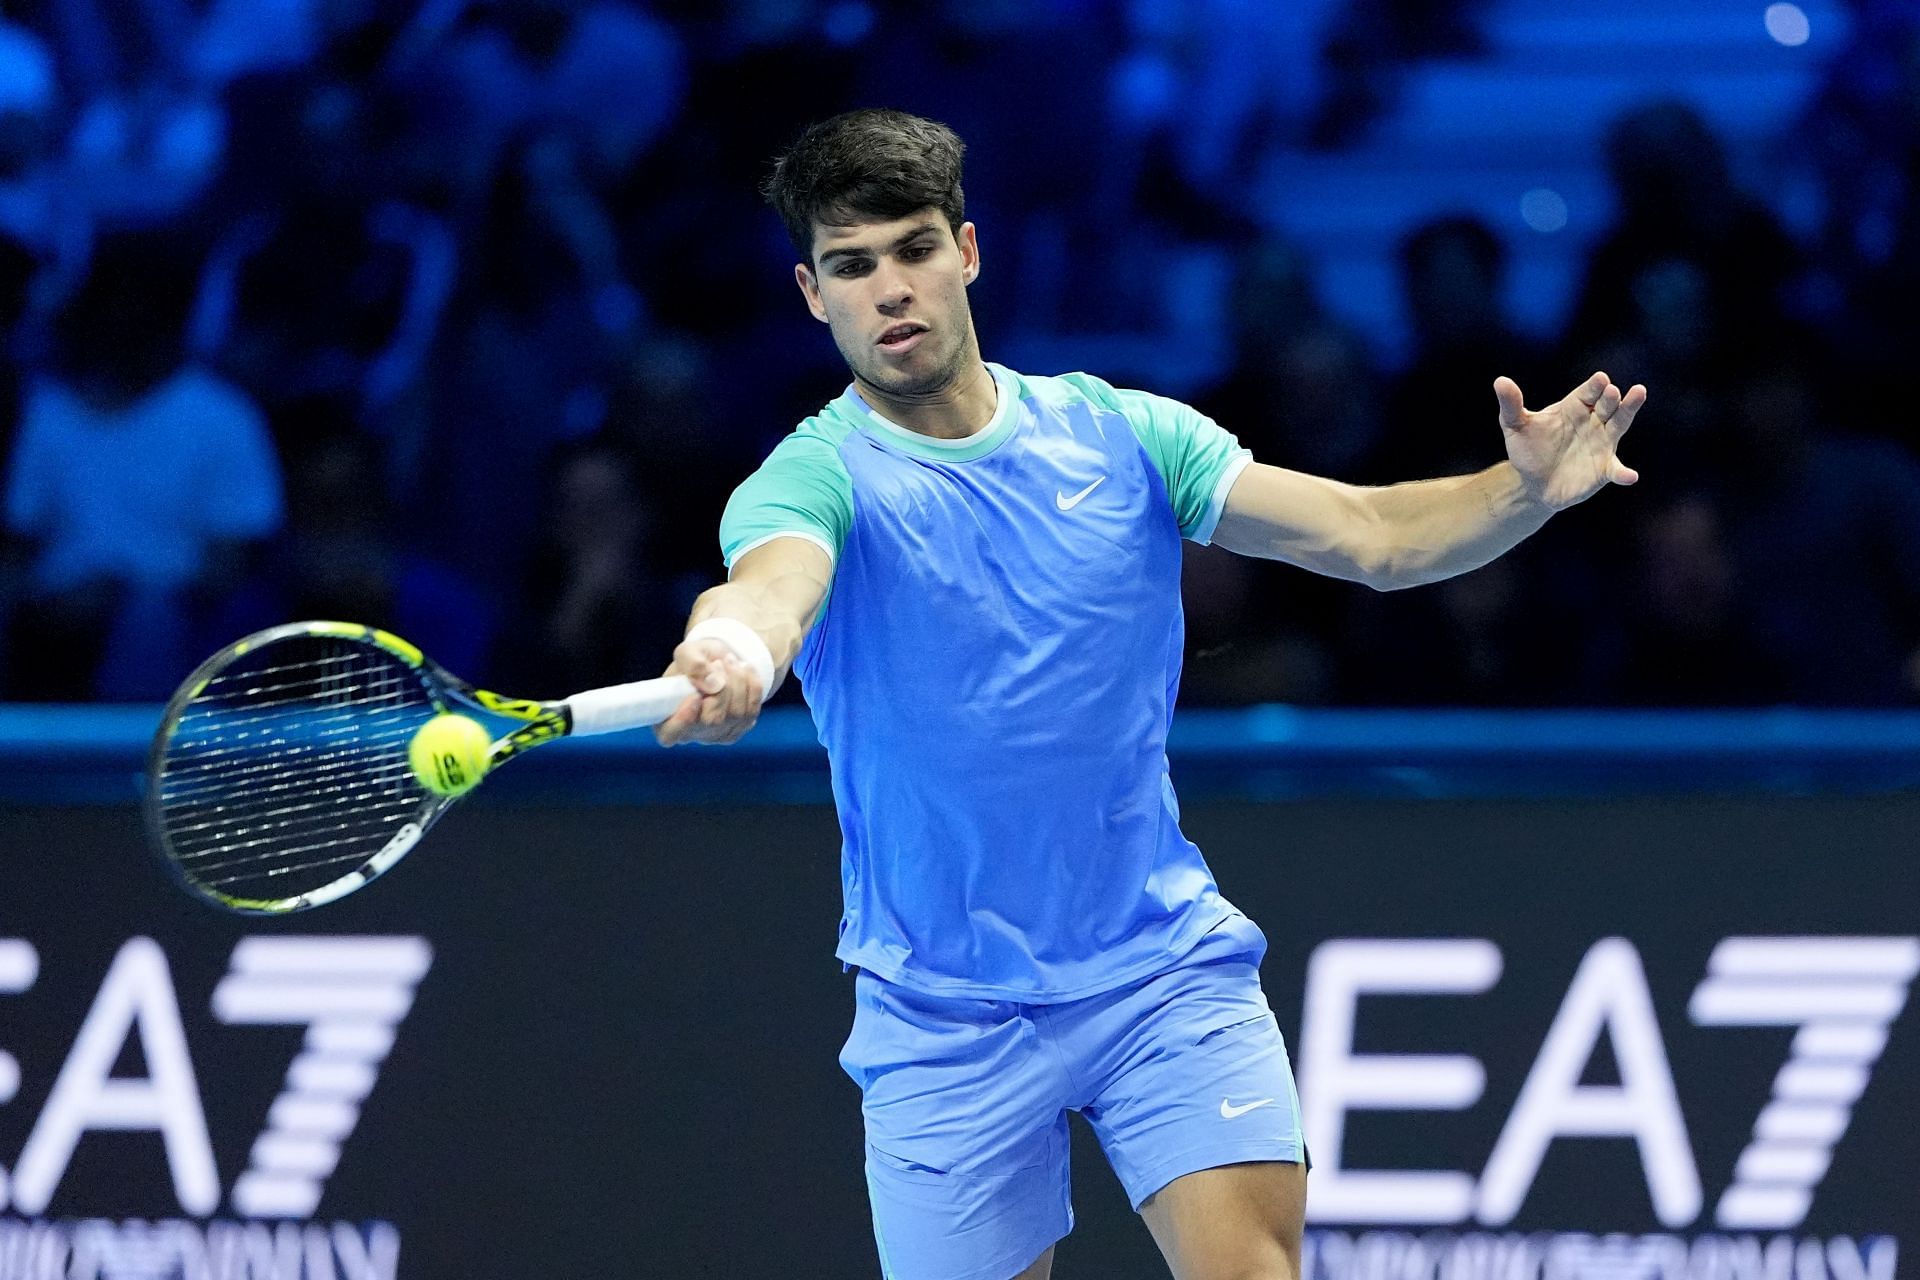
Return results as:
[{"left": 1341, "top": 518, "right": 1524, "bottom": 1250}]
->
[{"left": 817, "top": 223, "right": 940, "bottom": 266}]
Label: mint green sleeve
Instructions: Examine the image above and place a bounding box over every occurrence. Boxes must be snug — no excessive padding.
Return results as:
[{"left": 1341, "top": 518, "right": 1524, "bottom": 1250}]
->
[
  {"left": 718, "top": 431, "right": 853, "bottom": 573},
  {"left": 1063, "top": 374, "right": 1253, "bottom": 544}
]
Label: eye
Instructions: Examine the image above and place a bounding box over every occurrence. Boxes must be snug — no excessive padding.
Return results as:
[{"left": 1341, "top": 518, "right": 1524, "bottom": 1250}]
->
[
  {"left": 902, "top": 244, "right": 933, "bottom": 261},
  {"left": 836, "top": 260, "right": 871, "bottom": 277}
]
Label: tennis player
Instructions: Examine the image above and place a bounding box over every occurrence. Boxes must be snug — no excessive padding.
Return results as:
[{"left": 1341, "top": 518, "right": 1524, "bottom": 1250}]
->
[{"left": 653, "top": 109, "right": 1644, "bottom": 1280}]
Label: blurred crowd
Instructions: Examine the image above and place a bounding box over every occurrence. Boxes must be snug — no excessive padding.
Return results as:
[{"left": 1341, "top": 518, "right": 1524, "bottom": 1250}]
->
[{"left": 0, "top": 0, "right": 1915, "bottom": 708}]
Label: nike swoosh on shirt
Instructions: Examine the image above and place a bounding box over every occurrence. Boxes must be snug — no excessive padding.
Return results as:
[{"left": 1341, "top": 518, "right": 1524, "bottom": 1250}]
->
[
  {"left": 1056, "top": 477, "right": 1107, "bottom": 511},
  {"left": 1220, "top": 1097, "right": 1275, "bottom": 1119}
]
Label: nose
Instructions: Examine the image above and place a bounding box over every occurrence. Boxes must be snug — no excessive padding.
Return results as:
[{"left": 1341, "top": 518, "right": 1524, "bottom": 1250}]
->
[{"left": 873, "top": 262, "right": 913, "bottom": 314}]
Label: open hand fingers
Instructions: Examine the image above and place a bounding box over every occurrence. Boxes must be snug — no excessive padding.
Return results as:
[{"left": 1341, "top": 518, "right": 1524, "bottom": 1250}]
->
[
  {"left": 1606, "top": 383, "right": 1648, "bottom": 441},
  {"left": 1573, "top": 371, "right": 1611, "bottom": 409},
  {"left": 1493, "top": 376, "right": 1527, "bottom": 430},
  {"left": 1591, "top": 378, "right": 1644, "bottom": 488},
  {"left": 1594, "top": 383, "right": 1622, "bottom": 422}
]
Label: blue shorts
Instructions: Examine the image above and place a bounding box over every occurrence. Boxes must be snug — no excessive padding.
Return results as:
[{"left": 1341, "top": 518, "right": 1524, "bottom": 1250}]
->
[{"left": 837, "top": 912, "right": 1306, "bottom": 1280}]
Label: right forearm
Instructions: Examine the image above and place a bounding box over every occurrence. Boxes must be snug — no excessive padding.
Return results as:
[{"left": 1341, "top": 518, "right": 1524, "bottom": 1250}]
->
[
  {"left": 684, "top": 572, "right": 820, "bottom": 680},
  {"left": 656, "top": 539, "right": 832, "bottom": 744}
]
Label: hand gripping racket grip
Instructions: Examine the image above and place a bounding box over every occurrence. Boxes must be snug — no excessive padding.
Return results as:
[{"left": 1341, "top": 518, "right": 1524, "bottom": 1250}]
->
[{"left": 565, "top": 676, "right": 699, "bottom": 736}]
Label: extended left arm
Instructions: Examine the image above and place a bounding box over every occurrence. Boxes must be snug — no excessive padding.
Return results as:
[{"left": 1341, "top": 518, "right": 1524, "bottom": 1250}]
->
[{"left": 1212, "top": 372, "right": 1645, "bottom": 591}]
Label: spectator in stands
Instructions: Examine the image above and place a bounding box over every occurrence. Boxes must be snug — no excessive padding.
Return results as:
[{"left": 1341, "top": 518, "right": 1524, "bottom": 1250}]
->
[
  {"left": 0, "top": 231, "right": 280, "bottom": 699},
  {"left": 1565, "top": 100, "right": 1801, "bottom": 365},
  {"left": 1344, "top": 556, "right": 1518, "bottom": 705},
  {"left": 1793, "top": 3, "right": 1920, "bottom": 283},
  {"left": 1334, "top": 515, "right": 1606, "bottom": 706},
  {"left": 410, "top": 130, "right": 634, "bottom": 598},
  {"left": 197, "top": 8, "right": 458, "bottom": 508},
  {"left": 0, "top": 235, "right": 37, "bottom": 477},
  {"left": 1366, "top": 214, "right": 1549, "bottom": 486},
  {"left": 190, "top": 0, "right": 325, "bottom": 87},
  {"left": 38, "top": 0, "right": 227, "bottom": 232},
  {"left": 1718, "top": 357, "right": 1920, "bottom": 704},
  {"left": 0, "top": 234, "right": 40, "bottom": 686},
  {"left": 1201, "top": 239, "right": 1381, "bottom": 480},
  {"left": 209, "top": 9, "right": 409, "bottom": 216},
  {"left": 1570, "top": 256, "right": 1729, "bottom": 495},
  {"left": 598, "top": 335, "right": 738, "bottom": 592},
  {"left": 1310, "top": 0, "right": 1484, "bottom": 147},
  {"left": 210, "top": 195, "right": 455, "bottom": 423},
  {"left": 0, "top": 4, "right": 1909, "bottom": 713},
  {"left": 1178, "top": 538, "right": 1338, "bottom": 706},
  {"left": 1788, "top": 6, "right": 1920, "bottom": 436},
  {"left": 1188, "top": 241, "right": 1376, "bottom": 705},
  {"left": 212, "top": 408, "right": 496, "bottom": 679},
  {"left": 493, "top": 437, "right": 677, "bottom": 698},
  {"left": 0, "top": 18, "right": 62, "bottom": 256},
  {"left": 1824, "top": 140, "right": 1920, "bottom": 443},
  {"left": 1611, "top": 493, "right": 1783, "bottom": 706},
  {"left": 403, "top": 0, "right": 684, "bottom": 211}
]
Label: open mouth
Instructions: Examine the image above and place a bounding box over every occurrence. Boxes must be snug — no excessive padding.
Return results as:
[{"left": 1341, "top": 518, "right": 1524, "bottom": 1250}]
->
[{"left": 878, "top": 324, "right": 928, "bottom": 349}]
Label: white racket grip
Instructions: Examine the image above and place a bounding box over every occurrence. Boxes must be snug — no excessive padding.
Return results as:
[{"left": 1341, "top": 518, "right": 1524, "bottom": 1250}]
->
[{"left": 565, "top": 676, "right": 698, "bottom": 736}]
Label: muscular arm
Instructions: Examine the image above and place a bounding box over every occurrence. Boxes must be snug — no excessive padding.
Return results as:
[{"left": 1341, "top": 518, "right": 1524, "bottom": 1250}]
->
[
  {"left": 654, "top": 536, "right": 833, "bottom": 745},
  {"left": 1211, "top": 460, "right": 1550, "bottom": 591},
  {"left": 1210, "top": 372, "right": 1643, "bottom": 591}
]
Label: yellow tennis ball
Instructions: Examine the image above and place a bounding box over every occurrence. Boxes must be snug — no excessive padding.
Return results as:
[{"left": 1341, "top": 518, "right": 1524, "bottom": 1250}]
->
[{"left": 408, "top": 714, "right": 491, "bottom": 797}]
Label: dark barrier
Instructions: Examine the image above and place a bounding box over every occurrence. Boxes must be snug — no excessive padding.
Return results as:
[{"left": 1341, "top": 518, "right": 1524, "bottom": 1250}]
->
[
  {"left": 1, "top": 793, "right": 1915, "bottom": 1280},
  {"left": 0, "top": 710, "right": 1916, "bottom": 1278}
]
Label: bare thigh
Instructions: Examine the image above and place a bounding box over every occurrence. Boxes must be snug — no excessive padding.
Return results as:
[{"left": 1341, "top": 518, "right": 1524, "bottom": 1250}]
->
[{"left": 1139, "top": 1160, "right": 1306, "bottom": 1280}]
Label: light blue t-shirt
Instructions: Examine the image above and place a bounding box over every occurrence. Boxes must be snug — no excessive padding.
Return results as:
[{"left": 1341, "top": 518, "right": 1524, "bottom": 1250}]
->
[
  {"left": 721, "top": 362, "right": 1253, "bottom": 1001},
  {"left": 4, "top": 368, "right": 282, "bottom": 592}
]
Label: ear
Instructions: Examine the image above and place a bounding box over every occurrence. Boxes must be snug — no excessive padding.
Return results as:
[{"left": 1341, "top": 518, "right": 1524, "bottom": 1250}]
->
[
  {"left": 794, "top": 262, "right": 828, "bottom": 323},
  {"left": 958, "top": 222, "right": 980, "bottom": 285}
]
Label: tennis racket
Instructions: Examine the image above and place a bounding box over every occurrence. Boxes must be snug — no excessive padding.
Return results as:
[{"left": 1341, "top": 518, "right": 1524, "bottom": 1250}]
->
[{"left": 145, "top": 620, "right": 694, "bottom": 915}]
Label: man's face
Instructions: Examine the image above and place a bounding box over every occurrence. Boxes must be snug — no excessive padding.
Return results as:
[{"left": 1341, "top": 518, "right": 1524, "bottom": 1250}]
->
[{"left": 795, "top": 211, "right": 980, "bottom": 398}]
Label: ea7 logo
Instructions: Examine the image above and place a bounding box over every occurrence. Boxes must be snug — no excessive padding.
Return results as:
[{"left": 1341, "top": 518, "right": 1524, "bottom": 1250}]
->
[
  {"left": 0, "top": 936, "right": 430, "bottom": 1218},
  {"left": 1298, "top": 936, "right": 1918, "bottom": 1230}
]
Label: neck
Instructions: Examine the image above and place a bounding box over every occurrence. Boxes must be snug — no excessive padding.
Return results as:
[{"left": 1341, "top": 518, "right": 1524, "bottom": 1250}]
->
[{"left": 853, "top": 358, "right": 997, "bottom": 440}]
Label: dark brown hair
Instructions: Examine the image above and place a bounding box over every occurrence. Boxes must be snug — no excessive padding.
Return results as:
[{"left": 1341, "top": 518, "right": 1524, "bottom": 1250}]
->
[{"left": 761, "top": 109, "right": 966, "bottom": 262}]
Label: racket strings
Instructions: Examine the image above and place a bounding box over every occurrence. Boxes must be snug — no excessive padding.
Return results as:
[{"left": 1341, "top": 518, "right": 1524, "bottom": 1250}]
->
[
  {"left": 168, "top": 771, "right": 424, "bottom": 852},
  {"left": 162, "top": 757, "right": 418, "bottom": 809},
  {"left": 169, "top": 772, "right": 426, "bottom": 865},
  {"left": 165, "top": 762, "right": 422, "bottom": 839},
  {"left": 200, "top": 844, "right": 404, "bottom": 886},
  {"left": 190, "top": 829, "right": 408, "bottom": 880},
  {"left": 192, "top": 650, "right": 399, "bottom": 696},
  {"left": 163, "top": 684, "right": 424, "bottom": 802},
  {"left": 161, "top": 694, "right": 424, "bottom": 792},
  {"left": 154, "top": 636, "right": 443, "bottom": 900},
  {"left": 165, "top": 666, "right": 426, "bottom": 764}
]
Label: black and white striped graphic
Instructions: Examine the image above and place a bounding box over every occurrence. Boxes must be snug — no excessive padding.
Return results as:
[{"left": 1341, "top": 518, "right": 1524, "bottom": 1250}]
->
[
  {"left": 1688, "top": 936, "right": 1919, "bottom": 1230},
  {"left": 211, "top": 937, "right": 432, "bottom": 1219}
]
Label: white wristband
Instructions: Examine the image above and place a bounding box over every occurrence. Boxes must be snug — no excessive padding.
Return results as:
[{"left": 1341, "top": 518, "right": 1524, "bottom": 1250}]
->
[{"left": 684, "top": 617, "right": 777, "bottom": 704}]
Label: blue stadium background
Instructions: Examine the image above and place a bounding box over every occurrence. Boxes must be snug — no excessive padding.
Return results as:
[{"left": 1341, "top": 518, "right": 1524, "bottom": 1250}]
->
[
  {"left": 0, "top": 2, "right": 1916, "bottom": 1279},
  {"left": 0, "top": 0, "right": 1915, "bottom": 707}
]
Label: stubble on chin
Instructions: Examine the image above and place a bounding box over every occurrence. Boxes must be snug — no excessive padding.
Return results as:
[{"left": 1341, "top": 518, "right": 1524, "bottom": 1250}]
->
[{"left": 842, "top": 331, "right": 965, "bottom": 400}]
